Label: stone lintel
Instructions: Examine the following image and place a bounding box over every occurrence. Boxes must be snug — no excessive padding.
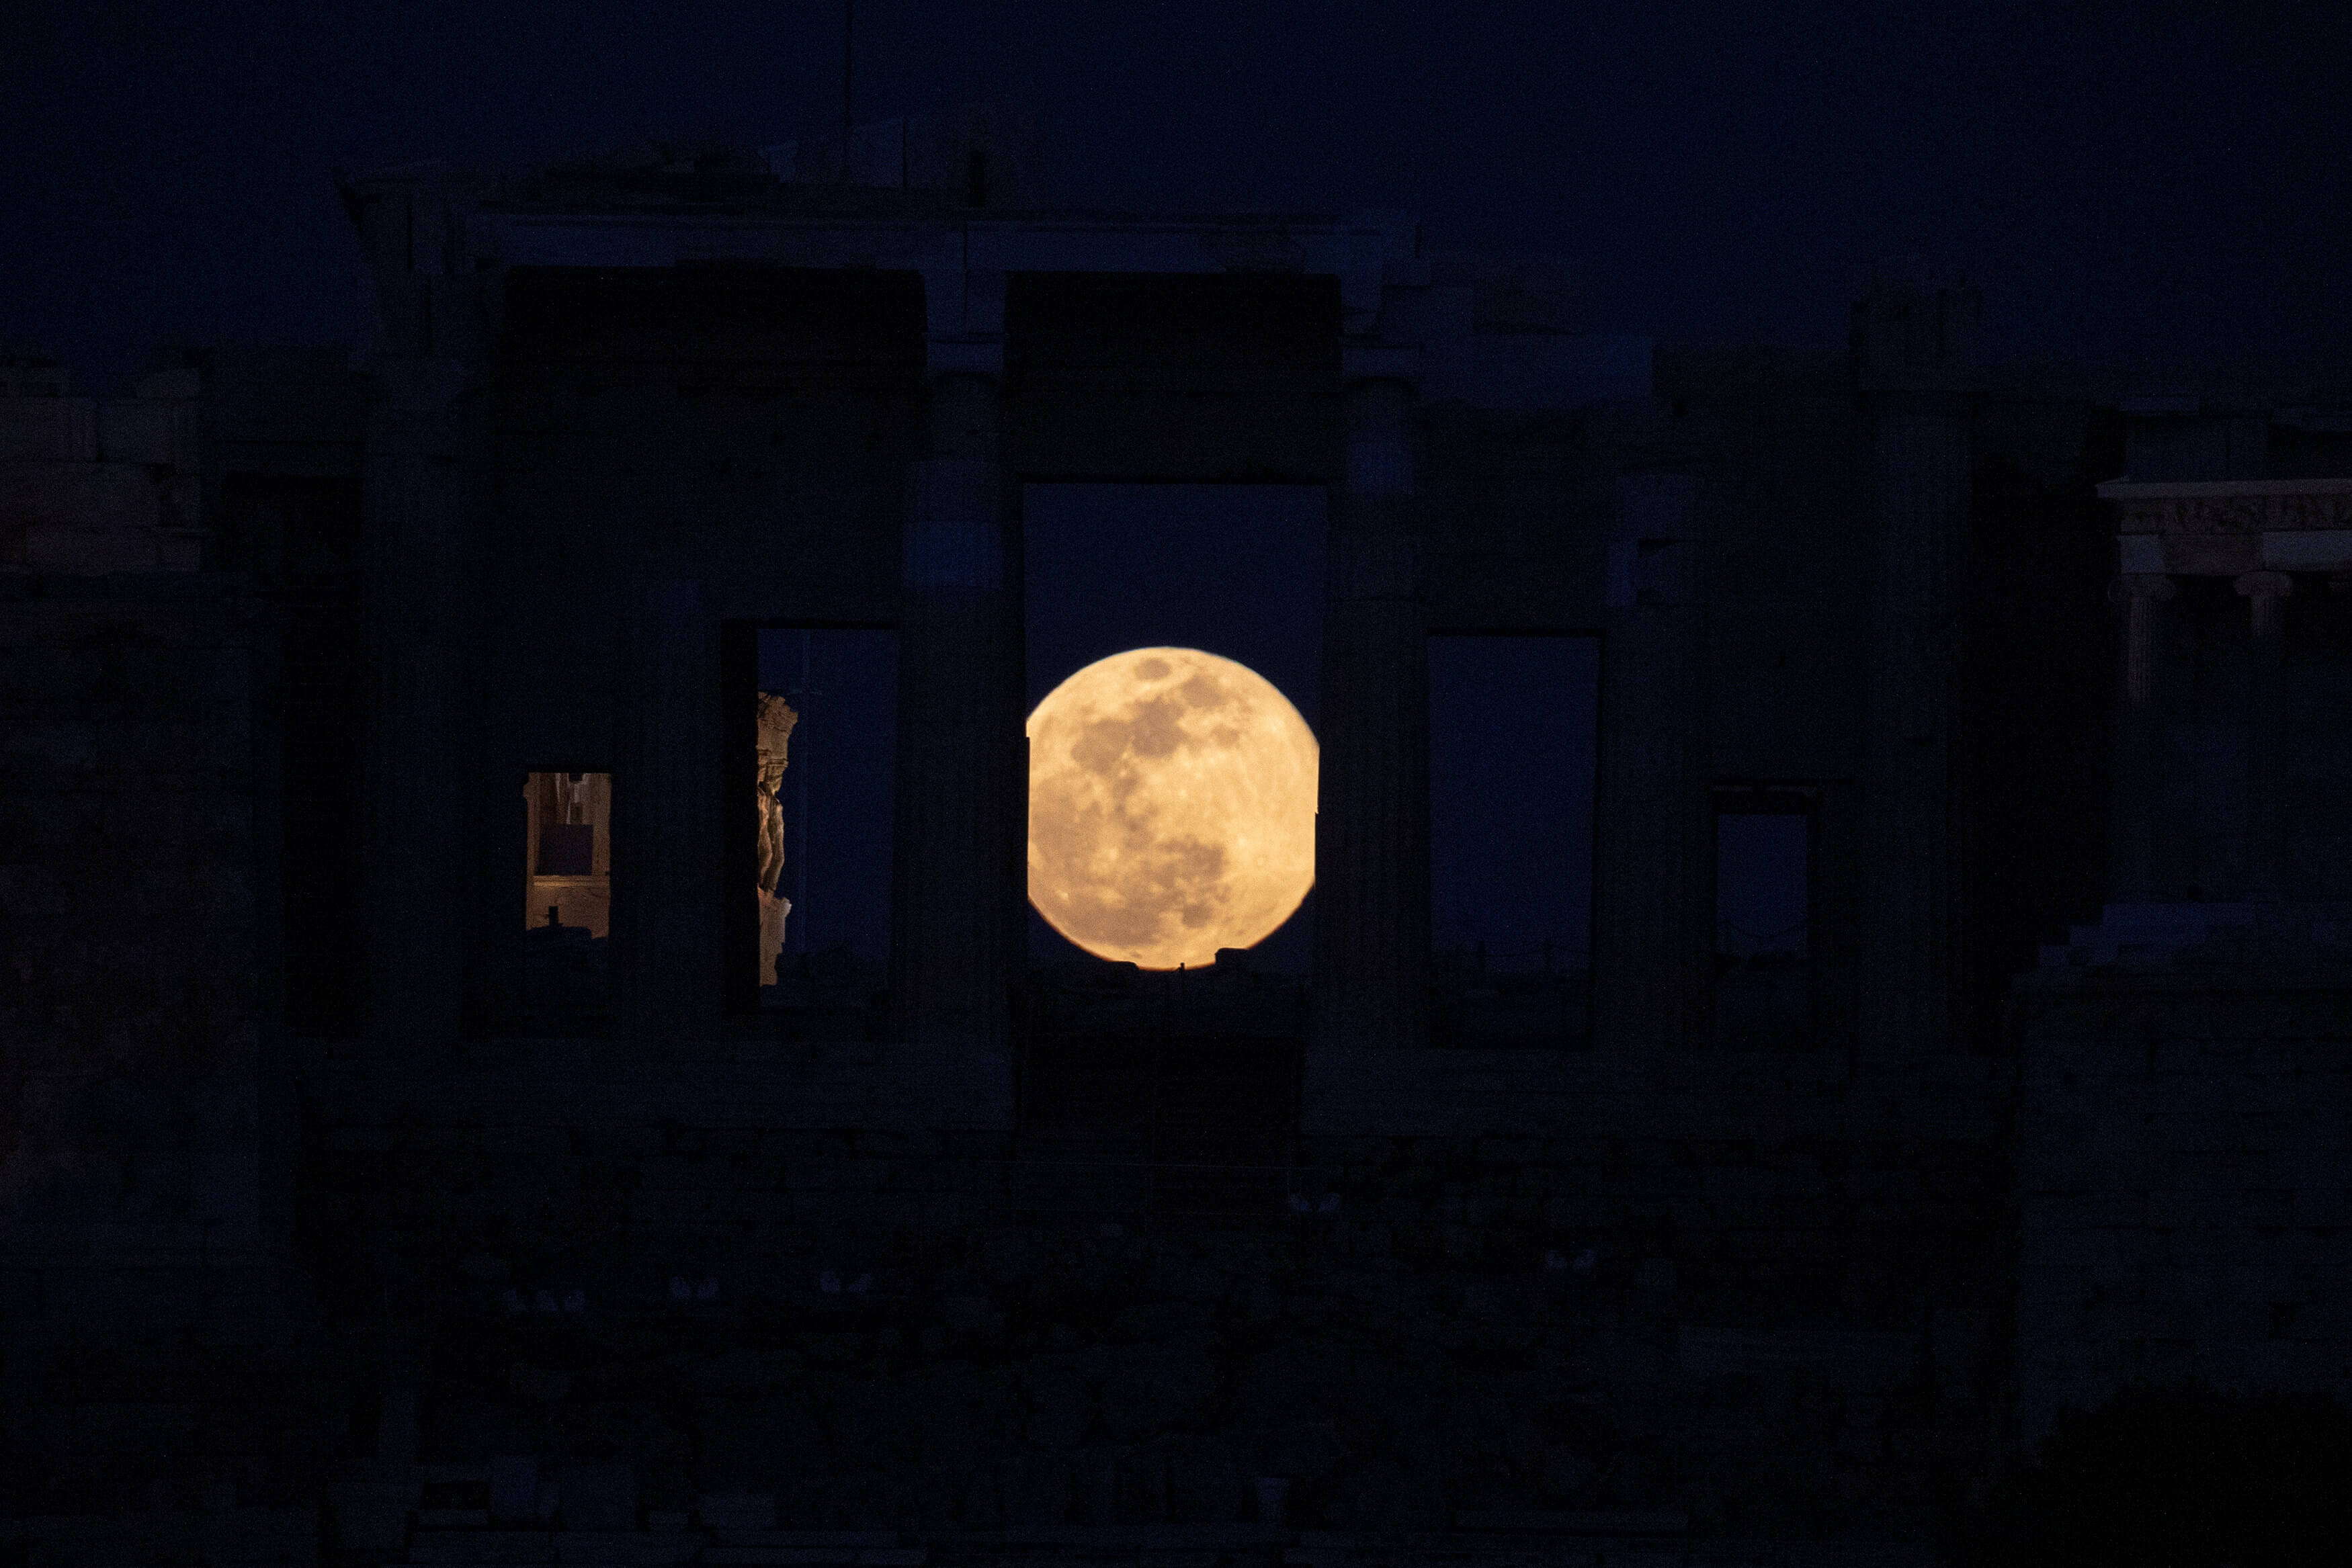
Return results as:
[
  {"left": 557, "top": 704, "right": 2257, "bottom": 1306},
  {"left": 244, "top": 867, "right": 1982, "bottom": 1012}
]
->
[
  {"left": 2105, "top": 478, "right": 2352, "bottom": 546},
  {"left": 2116, "top": 530, "right": 2352, "bottom": 576},
  {"left": 2166, "top": 533, "right": 2259, "bottom": 576},
  {"left": 2262, "top": 530, "right": 2352, "bottom": 570},
  {"left": 2098, "top": 476, "right": 2352, "bottom": 500},
  {"left": 490, "top": 210, "right": 1398, "bottom": 286}
]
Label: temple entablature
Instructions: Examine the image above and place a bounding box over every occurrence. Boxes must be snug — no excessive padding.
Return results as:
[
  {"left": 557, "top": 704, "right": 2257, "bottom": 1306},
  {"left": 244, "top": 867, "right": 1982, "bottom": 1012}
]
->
[{"left": 2100, "top": 476, "right": 2352, "bottom": 576}]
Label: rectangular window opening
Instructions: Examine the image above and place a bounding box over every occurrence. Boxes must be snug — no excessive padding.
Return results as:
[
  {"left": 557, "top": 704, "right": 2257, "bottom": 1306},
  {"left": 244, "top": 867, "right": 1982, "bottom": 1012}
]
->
[
  {"left": 523, "top": 770, "right": 611, "bottom": 1019},
  {"left": 1017, "top": 484, "right": 1324, "bottom": 1183},
  {"left": 1428, "top": 633, "right": 1598, "bottom": 1049},
  {"left": 1023, "top": 484, "right": 1325, "bottom": 988},
  {"left": 1714, "top": 789, "right": 1814, "bottom": 1050},
  {"left": 747, "top": 627, "right": 898, "bottom": 1039}
]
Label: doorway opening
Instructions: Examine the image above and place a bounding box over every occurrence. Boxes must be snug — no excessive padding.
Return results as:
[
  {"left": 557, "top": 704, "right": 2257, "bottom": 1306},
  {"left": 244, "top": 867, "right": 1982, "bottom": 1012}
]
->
[
  {"left": 1017, "top": 484, "right": 1324, "bottom": 1187},
  {"left": 1428, "top": 633, "right": 1599, "bottom": 1047},
  {"left": 522, "top": 770, "right": 610, "bottom": 1019},
  {"left": 1714, "top": 786, "right": 1816, "bottom": 1049},
  {"left": 745, "top": 627, "right": 898, "bottom": 1039}
]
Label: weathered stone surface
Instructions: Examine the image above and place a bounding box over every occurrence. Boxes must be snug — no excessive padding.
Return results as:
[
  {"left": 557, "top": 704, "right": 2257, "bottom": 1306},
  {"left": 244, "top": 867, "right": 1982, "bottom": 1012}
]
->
[
  {"left": 16, "top": 159, "right": 2352, "bottom": 1568},
  {"left": 2015, "top": 975, "right": 2352, "bottom": 1444}
]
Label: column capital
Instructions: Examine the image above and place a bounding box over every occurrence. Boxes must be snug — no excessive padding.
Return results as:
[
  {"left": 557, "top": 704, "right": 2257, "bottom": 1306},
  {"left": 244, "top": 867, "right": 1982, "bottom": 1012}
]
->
[
  {"left": 2108, "top": 573, "right": 2177, "bottom": 603},
  {"left": 2237, "top": 569, "right": 2292, "bottom": 641}
]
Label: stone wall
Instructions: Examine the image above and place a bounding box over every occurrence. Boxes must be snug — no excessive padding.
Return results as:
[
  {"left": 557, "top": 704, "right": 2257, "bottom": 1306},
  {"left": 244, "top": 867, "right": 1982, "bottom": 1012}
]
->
[
  {"left": 2014, "top": 970, "right": 2352, "bottom": 1444},
  {"left": 0, "top": 302, "right": 2167, "bottom": 1565},
  {"left": 294, "top": 1038, "right": 2009, "bottom": 1550},
  {"left": 0, "top": 574, "right": 263, "bottom": 1244},
  {"left": 0, "top": 572, "right": 343, "bottom": 1520},
  {"left": 0, "top": 368, "right": 205, "bottom": 572}
]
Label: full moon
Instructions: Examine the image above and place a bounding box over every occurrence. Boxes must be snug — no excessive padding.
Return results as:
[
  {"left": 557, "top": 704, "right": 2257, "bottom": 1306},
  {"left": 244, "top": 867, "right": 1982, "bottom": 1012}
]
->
[{"left": 1027, "top": 648, "right": 1318, "bottom": 970}]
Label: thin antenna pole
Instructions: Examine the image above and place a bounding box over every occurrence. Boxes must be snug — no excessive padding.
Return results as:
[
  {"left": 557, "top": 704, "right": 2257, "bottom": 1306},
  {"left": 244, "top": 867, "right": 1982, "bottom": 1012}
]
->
[{"left": 841, "top": 0, "right": 854, "bottom": 183}]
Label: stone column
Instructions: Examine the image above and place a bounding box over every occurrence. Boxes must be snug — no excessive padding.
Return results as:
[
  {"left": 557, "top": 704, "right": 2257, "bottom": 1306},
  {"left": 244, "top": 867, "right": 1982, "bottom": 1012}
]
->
[
  {"left": 889, "top": 367, "right": 1021, "bottom": 1065},
  {"left": 348, "top": 171, "right": 507, "bottom": 1043},
  {"left": 1858, "top": 402, "right": 1967, "bottom": 1057},
  {"left": 360, "top": 363, "right": 471, "bottom": 1049},
  {"left": 1852, "top": 261, "right": 1975, "bottom": 1060},
  {"left": 2109, "top": 573, "right": 2177, "bottom": 902},
  {"left": 1591, "top": 473, "right": 1711, "bottom": 1054},
  {"left": 2236, "top": 570, "right": 2292, "bottom": 902},
  {"left": 1312, "top": 370, "right": 1431, "bottom": 1052},
  {"left": 612, "top": 578, "right": 723, "bottom": 1044}
]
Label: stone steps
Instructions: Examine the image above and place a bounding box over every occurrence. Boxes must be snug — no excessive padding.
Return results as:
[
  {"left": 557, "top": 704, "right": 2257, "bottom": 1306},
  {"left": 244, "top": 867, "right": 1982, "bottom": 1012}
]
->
[{"left": 351, "top": 1525, "right": 1938, "bottom": 1568}]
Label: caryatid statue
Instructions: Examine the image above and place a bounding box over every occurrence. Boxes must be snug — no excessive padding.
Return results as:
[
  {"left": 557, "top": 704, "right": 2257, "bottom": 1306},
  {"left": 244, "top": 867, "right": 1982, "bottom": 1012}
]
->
[{"left": 755, "top": 691, "right": 800, "bottom": 986}]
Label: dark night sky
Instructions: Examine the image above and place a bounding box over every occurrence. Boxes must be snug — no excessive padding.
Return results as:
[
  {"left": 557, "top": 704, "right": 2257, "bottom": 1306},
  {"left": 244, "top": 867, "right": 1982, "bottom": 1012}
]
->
[
  {"left": 7, "top": 3, "right": 2343, "bottom": 985},
  {"left": 6, "top": 3, "right": 2351, "bottom": 396}
]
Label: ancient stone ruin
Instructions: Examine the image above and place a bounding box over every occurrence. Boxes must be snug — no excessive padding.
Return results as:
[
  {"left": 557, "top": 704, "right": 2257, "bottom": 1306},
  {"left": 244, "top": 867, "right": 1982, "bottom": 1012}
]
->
[{"left": 4, "top": 99, "right": 2352, "bottom": 1568}]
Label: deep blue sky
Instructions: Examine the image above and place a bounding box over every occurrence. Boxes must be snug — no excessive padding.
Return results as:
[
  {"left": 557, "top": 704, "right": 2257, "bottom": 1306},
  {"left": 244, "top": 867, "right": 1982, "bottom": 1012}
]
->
[
  {"left": 6, "top": 2, "right": 2350, "bottom": 396},
  {"left": 1428, "top": 636, "right": 1595, "bottom": 965},
  {"left": 757, "top": 629, "right": 898, "bottom": 966}
]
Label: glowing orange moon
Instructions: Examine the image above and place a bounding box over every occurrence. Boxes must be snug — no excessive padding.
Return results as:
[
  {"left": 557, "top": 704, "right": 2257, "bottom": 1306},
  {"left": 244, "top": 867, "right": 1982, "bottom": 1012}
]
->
[{"left": 1027, "top": 648, "right": 1318, "bottom": 969}]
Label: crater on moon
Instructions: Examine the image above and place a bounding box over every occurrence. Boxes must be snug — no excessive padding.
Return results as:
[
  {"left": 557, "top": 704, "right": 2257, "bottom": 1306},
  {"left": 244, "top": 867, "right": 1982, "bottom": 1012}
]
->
[{"left": 1027, "top": 646, "right": 1318, "bottom": 970}]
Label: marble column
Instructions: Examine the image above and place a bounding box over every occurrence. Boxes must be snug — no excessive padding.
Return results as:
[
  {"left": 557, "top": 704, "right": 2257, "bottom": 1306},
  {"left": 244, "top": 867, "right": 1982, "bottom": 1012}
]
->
[
  {"left": 2236, "top": 570, "right": 2292, "bottom": 902},
  {"left": 1858, "top": 402, "right": 1968, "bottom": 1059},
  {"left": 889, "top": 370, "right": 1021, "bottom": 1061},
  {"left": 2109, "top": 572, "right": 2177, "bottom": 903},
  {"left": 1312, "top": 374, "right": 1431, "bottom": 1051},
  {"left": 360, "top": 369, "right": 470, "bottom": 1049},
  {"left": 612, "top": 577, "right": 723, "bottom": 1044},
  {"left": 1591, "top": 473, "right": 1711, "bottom": 1054}
]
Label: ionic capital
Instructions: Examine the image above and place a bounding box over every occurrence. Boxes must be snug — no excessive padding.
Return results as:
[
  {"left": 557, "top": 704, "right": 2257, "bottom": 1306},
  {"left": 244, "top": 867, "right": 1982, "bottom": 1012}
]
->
[{"left": 2237, "top": 570, "right": 2293, "bottom": 638}]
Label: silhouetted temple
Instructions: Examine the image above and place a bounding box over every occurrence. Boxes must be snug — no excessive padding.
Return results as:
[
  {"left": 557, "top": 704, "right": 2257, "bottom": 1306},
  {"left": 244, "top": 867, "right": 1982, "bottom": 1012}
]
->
[{"left": 6, "top": 102, "right": 2352, "bottom": 1564}]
